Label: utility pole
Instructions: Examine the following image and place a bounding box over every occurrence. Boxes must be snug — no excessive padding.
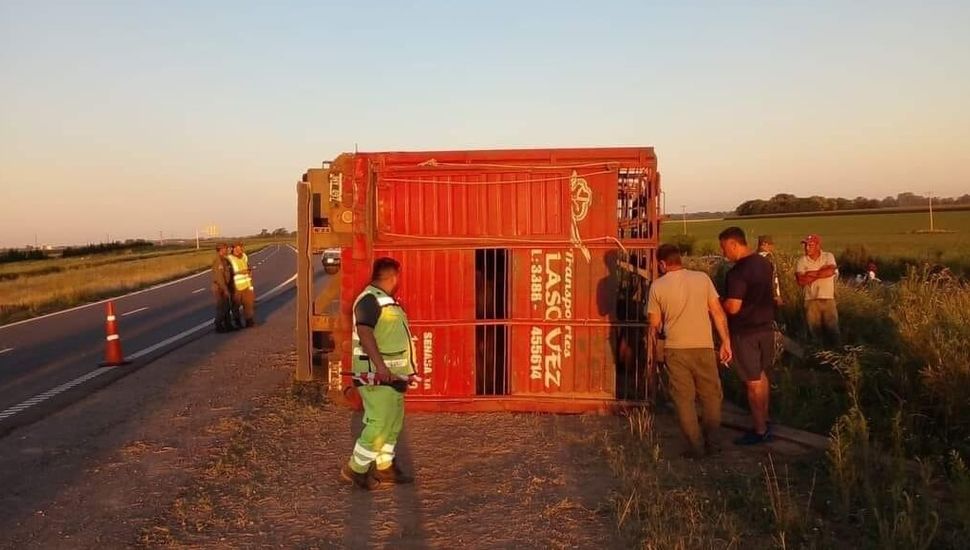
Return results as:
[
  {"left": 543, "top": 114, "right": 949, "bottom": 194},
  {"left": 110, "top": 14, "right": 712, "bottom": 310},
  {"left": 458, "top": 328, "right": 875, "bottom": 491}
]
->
[
  {"left": 195, "top": 229, "right": 200, "bottom": 250},
  {"left": 681, "top": 205, "right": 687, "bottom": 235},
  {"left": 927, "top": 191, "right": 935, "bottom": 232}
]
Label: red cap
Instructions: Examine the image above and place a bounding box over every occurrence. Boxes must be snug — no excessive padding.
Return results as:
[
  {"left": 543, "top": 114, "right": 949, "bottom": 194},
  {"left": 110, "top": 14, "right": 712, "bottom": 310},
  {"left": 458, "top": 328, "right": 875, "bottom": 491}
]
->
[{"left": 801, "top": 234, "right": 821, "bottom": 246}]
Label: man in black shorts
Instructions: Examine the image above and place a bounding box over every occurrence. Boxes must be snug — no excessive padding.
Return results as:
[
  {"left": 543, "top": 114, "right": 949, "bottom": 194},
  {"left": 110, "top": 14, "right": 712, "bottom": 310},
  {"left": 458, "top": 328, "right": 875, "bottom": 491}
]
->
[{"left": 719, "top": 227, "right": 776, "bottom": 445}]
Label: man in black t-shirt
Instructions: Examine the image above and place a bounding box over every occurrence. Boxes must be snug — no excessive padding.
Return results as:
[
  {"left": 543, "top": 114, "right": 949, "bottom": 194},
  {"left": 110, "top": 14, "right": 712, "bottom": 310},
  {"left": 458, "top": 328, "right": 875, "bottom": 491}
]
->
[{"left": 719, "top": 227, "right": 776, "bottom": 445}]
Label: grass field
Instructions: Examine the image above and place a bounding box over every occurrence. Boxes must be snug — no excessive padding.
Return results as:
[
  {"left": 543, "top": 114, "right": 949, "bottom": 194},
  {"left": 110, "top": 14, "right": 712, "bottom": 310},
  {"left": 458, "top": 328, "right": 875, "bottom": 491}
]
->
[
  {"left": 663, "top": 210, "right": 970, "bottom": 276},
  {"left": 0, "top": 238, "right": 285, "bottom": 325}
]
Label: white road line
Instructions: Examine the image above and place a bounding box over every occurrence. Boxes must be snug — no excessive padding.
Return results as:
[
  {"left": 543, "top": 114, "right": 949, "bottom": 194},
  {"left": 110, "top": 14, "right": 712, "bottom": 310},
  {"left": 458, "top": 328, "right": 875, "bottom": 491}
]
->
[
  {"left": 126, "top": 319, "right": 212, "bottom": 361},
  {"left": 128, "top": 271, "right": 295, "bottom": 361},
  {"left": 191, "top": 287, "right": 206, "bottom": 294},
  {"left": 0, "top": 367, "right": 113, "bottom": 422},
  {"left": 0, "top": 248, "right": 296, "bottom": 425},
  {"left": 121, "top": 307, "right": 149, "bottom": 317},
  {"left": 0, "top": 348, "right": 13, "bottom": 355},
  {"left": 256, "top": 273, "right": 297, "bottom": 303},
  {"left": 0, "top": 247, "right": 274, "bottom": 331}
]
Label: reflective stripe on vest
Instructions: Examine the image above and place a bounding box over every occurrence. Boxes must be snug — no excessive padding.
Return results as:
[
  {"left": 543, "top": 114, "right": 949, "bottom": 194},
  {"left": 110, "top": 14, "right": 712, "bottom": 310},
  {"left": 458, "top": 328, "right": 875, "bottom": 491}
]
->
[
  {"left": 227, "top": 253, "right": 252, "bottom": 290},
  {"left": 351, "top": 285, "right": 416, "bottom": 377}
]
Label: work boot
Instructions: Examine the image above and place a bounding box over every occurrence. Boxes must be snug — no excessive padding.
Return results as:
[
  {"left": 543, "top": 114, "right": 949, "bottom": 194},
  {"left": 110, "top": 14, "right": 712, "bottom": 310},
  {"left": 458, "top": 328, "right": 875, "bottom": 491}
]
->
[
  {"left": 340, "top": 464, "right": 379, "bottom": 490},
  {"left": 372, "top": 461, "right": 414, "bottom": 484}
]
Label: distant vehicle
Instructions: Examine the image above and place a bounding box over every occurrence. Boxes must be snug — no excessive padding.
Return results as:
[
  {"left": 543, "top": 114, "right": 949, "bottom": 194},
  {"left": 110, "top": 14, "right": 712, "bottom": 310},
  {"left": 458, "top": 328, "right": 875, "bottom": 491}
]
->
[{"left": 322, "top": 248, "right": 341, "bottom": 274}]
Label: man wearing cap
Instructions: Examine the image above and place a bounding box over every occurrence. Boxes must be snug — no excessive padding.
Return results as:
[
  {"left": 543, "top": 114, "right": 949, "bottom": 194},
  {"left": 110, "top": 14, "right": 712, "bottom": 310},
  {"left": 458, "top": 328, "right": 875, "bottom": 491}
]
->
[
  {"left": 757, "top": 235, "right": 783, "bottom": 306},
  {"left": 795, "top": 234, "right": 840, "bottom": 347},
  {"left": 210, "top": 243, "right": 235, "bottom": 332}
]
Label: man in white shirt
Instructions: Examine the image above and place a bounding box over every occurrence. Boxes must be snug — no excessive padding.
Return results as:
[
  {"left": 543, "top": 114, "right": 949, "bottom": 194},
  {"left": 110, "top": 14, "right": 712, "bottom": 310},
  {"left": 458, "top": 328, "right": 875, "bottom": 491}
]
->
[{"left": 795, "top": 234, "right": 840, "bottom": 347}]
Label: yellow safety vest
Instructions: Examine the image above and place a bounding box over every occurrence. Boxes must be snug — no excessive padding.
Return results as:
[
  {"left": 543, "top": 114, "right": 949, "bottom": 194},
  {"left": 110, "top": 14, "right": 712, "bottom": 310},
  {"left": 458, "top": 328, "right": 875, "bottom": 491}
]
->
[
  {"left": 227, "top": 253, "right": 253, "bottom": 291},
  {"left": 351, "top": 285, "right": 416, "bottom": 378}
]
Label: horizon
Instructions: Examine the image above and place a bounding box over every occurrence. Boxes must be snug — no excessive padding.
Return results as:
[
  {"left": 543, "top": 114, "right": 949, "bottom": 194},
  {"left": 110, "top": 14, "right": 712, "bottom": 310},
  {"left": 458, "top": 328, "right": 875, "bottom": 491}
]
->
[{"left": 2, "top": 1, "right": 968, "bottom": 248}]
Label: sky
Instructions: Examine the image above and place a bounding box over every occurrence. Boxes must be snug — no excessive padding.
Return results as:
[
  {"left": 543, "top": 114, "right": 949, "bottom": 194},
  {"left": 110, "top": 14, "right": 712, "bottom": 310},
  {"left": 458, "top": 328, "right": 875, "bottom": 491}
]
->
[{"left": 1, "top": 0, "right": 968, "bottom": 247}]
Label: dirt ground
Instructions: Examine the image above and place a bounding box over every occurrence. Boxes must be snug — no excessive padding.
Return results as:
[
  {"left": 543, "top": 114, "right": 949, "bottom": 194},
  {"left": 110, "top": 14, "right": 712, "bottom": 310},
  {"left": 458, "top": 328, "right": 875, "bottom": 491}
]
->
[
  {"left": 138, "top": 382, "right": 623, "bottom": 549},
  {"left": 0, "top": 294, "right": 822, "bottom": 549},
  {"left": 0, "top": 298, "right": 622, "bottom": 549}
]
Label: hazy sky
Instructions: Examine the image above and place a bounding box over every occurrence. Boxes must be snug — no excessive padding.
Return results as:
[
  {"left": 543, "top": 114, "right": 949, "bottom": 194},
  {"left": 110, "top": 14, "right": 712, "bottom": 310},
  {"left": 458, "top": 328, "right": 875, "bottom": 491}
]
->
[{"left": 2, "top": 1, "right": 968, "bottom": 247}]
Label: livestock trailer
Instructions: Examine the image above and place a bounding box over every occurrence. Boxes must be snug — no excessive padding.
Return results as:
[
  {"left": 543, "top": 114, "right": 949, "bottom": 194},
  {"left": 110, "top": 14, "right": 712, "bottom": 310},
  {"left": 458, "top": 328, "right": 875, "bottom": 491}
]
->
[{"left": 296, "top": 147, "right": 661, "bottom": 413}]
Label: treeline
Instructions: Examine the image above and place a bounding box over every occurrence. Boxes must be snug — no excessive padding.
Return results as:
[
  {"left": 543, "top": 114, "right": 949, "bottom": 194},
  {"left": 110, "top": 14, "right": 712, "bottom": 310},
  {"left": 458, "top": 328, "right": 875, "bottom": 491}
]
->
[
  {"left": 0, "top": 248, "right": 47, "bottom": 264},
  {"left": 736, "top": 192, "right": 970, "bottom": 217},
  {"left": 61, "top": 239, "right": 155, "bottom": 258}
]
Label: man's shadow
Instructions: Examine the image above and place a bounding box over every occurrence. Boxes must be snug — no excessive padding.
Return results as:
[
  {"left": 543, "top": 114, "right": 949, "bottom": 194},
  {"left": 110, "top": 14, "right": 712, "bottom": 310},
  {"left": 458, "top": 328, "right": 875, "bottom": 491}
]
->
[
  {"left": 344, "top": 400, "right": 431, "bottom": 549},
  {"left": 596, "top": 250, "right": 648, "bottom": 400}
]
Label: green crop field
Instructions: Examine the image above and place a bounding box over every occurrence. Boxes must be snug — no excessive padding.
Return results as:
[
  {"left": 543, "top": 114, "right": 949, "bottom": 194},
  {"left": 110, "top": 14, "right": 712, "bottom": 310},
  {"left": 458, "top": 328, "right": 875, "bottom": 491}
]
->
[{"left": 662, "top": 210, "right": 970, "bottom": 275}]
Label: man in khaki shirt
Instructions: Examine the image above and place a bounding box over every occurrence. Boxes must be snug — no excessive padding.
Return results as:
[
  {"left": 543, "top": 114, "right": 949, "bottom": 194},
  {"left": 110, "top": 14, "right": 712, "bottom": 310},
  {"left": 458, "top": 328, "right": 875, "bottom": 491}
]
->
[
  {"left": 210, "top": 243, "right": 235, "bottom": 332},
  {"left": 647, "top": 244, "right": 733, "bottom": 458}
]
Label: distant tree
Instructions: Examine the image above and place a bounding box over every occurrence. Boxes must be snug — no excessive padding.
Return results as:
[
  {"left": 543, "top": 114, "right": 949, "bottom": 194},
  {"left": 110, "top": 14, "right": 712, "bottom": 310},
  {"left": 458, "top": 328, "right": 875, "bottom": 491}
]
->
[
  {"left": 734, "top": 191, "right": 967, "bottom": 216},
  {"left": 0, "top": 248, "right": 46, "bottom": 263},
  {"left": 271, "top": 227, "right": 289, "bottom": 236},
  {"left": 259, "top": 229, "right": 270, "bottom": 237},
  {"left": 896, "top": 192, "right": 923, "bottom": 207},
  {"left": 736, "top": 199, "right": 768, "bottom": 216}
]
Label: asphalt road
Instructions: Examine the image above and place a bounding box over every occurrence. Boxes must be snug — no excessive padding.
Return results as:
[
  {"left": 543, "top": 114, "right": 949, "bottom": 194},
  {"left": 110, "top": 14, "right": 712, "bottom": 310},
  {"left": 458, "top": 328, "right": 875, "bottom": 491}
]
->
[{"left": 0, "top": 243, "right": 298, "bottom": 436}]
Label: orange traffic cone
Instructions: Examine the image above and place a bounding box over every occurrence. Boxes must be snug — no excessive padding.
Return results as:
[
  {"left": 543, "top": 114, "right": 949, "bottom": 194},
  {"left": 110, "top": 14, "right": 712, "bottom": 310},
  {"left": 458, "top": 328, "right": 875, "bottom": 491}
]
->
[{"left": 100, "top": 301, "right": 130, "bottom": 366}]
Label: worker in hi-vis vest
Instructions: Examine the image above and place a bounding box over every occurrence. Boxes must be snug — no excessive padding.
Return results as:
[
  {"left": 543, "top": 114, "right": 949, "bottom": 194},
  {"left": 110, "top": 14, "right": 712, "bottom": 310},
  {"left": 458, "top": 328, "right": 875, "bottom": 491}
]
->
[
  {"left": 227, "top": 242, "right": 256, "bottom": 328},
  {"left": 341, "top": 257, "right": 417, "bottom": 490}
]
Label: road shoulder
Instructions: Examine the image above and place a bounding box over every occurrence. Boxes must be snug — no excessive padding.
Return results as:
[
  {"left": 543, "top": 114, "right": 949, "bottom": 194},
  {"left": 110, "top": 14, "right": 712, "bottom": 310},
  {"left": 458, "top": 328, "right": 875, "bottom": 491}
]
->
[{"left": 0, "top": 292, "right": 622, "bottom": 549}]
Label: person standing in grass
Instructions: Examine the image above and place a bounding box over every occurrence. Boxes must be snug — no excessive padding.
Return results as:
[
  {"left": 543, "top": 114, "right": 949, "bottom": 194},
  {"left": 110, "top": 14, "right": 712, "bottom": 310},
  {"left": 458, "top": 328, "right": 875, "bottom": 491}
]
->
[
  {"left": 719, "top": 227, "right": 776, "bottom": 445},
  {"left": 795, "top": 234, "right": 840, "bottom": 347},
  {"left": 647, "top": 244, "right": 733, "bottom": 458},
  {"left": 757, "top": 235, "right": 783, "bottom": 306}
]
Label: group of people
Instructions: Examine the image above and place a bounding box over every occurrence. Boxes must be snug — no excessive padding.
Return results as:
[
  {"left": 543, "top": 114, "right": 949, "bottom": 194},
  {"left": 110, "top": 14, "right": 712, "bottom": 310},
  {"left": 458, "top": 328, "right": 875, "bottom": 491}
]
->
[
  {"left": 211, "top": 242, "right": 256, "bottom": 332},
  {"left": 338, "top": 231, "right": 844, "bottom": 490},
  {"left": 648, "top": 227, "right": 840, "bottom": 458}
]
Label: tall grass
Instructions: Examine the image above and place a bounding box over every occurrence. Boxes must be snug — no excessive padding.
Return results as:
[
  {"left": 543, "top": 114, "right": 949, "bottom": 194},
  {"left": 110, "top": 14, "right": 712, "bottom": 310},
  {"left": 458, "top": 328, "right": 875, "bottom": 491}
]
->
[
  {"left": 822, "top": 347, "right": 947, "bottom": 549},
  {"left": 890, "top": 269, "right": 970, "bottom": 451},
  {"left": 606, "top": 408, "right": 743, "bottom": 548},
  {"left": 0, "top": 250, "right": 215, "bottom": 323},
  {"left": 687, "top": 253, "right": 970, "bottom": 547}
]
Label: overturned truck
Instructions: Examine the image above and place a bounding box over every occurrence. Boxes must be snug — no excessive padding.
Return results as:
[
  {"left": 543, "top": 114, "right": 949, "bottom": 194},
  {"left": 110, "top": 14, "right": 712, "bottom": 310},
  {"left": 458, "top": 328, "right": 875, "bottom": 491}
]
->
[{"left": 296, "top": 147, "right": 661, "bottom": 413}]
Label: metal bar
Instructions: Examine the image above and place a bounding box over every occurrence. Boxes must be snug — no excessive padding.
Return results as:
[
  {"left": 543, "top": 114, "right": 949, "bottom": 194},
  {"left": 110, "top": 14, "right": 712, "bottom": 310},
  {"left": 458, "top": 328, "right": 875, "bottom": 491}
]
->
[{"left": 295, "top": 180, "right": 314, "bottom": 382}]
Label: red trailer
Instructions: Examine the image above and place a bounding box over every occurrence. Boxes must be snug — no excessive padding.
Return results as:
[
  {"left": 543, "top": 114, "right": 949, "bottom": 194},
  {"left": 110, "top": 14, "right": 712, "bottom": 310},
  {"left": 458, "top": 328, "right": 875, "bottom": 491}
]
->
[{"left": 295, "top": 147, "right": 661, "bottom": 413}]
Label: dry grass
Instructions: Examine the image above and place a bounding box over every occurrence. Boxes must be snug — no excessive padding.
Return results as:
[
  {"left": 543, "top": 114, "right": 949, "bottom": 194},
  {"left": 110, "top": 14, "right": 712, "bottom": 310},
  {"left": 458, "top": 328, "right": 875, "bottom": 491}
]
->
[
  {"left": 139, "top": 387, "right": 620, "bottom": 548},
  {"left": 0, "top": 240, "right": 279, "bottom": 324},
  {"left": 0, "top": 250, "right": 214, "bottom": 323},
  {"left": 604, "top": 408, "right": 768, "bottom": 549}
]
